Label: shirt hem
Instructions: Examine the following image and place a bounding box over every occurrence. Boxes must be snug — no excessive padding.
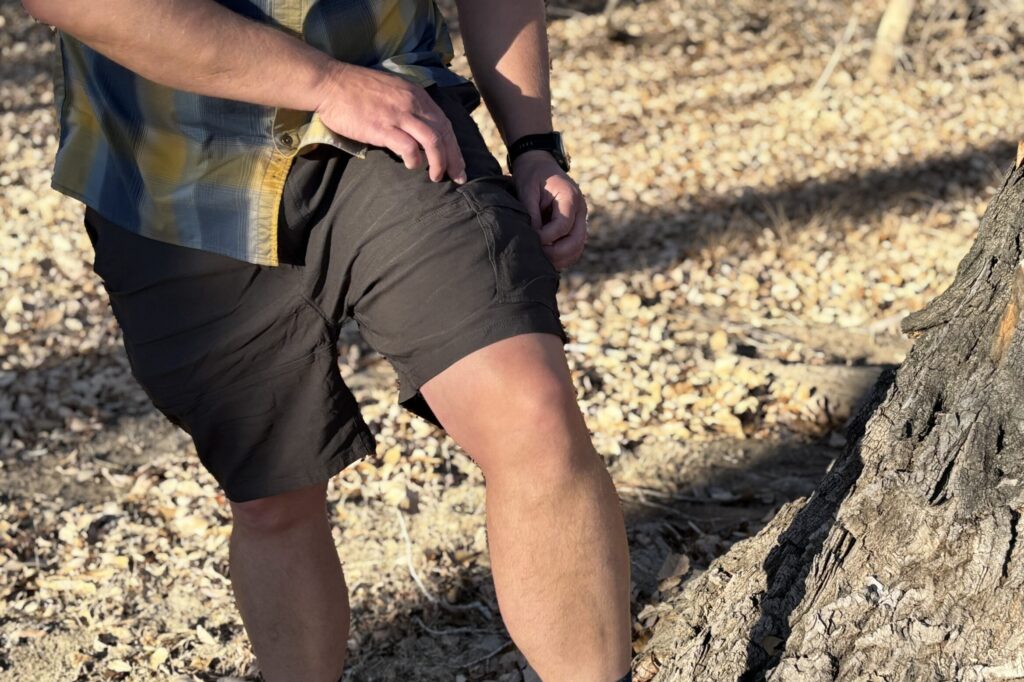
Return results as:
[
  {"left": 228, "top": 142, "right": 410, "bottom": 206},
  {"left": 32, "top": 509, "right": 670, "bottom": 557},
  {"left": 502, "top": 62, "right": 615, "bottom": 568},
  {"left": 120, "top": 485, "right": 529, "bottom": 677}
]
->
[{"left": 50, "top": 179, "right": 282, "bottom": 268}]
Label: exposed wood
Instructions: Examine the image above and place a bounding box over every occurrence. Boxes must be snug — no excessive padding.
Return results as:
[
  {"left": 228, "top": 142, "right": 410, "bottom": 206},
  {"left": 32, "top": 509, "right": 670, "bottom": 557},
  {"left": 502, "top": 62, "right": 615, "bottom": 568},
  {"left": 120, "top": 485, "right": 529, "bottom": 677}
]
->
[
  {"left": 868, "top": 0, "right": 916, "bottom": 81},
  {"left": 991, "top": 263, "right": 1024, "bottom": 366},
  {"left": 638, "top": 154, "right": 1024, "bottom": 679}
]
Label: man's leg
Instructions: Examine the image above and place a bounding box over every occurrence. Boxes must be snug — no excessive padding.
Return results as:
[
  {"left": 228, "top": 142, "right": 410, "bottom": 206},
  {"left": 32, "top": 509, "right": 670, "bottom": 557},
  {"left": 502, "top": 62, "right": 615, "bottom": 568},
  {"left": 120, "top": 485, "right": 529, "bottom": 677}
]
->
[
  {"left": 227, "top": 482, "right": 350, "bottom": 682},
  {"left": 83, "top": 188, "right": 372, "bottom": 682},
  {"left": 420, "top": 332, "right": 632, "bottom": 682}
]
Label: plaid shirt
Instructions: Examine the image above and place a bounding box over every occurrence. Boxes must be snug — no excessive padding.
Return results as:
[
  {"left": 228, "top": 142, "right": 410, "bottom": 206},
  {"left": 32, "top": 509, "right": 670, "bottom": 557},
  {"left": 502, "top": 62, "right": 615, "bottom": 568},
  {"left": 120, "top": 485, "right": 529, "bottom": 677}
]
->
[{"left": 51, "top": 0, "right": 471, "bottom": 267}]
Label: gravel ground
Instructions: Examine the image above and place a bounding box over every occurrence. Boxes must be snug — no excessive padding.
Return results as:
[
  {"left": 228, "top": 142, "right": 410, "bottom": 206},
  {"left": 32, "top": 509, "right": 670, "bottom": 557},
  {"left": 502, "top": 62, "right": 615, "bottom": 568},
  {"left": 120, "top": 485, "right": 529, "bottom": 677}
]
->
[{"left": 2, "top": 0, "right": 1023, "bottom": 679}]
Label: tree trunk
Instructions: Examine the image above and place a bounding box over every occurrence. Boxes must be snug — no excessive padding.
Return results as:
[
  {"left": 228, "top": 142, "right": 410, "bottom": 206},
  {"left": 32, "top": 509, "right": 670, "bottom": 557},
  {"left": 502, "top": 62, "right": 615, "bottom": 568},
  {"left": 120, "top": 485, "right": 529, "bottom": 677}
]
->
[
  {"left": 868, "top": 0, "right": 916, "bottom": 81},
  {"left": 636, "top": 147, "right": 1024, "bottom": 681}
]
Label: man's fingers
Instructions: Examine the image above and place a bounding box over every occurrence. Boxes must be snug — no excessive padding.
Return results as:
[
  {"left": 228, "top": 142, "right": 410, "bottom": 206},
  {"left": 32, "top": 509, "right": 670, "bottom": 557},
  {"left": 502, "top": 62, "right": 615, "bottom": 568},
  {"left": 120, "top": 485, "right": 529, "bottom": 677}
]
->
[
  {"left": 401, "top": 115, "right": 449, "bottom": 182},
  {"left": 543, "top": 203, "right": 588, "bottom": 269},
  {"left": 437, "top": 116, "right": 466, "bottom": 183},
  {"left": 537, "top": 187, "right": 577, "bottom": 245},
  {"left": 518, "top": 186, "right": 544, "bottom": 233},
  {"left": 383, "top": 126, "right": 425, "bottom": 171},
  {"left": 414, "top": 94, "right": 465, "bottom": 182}
]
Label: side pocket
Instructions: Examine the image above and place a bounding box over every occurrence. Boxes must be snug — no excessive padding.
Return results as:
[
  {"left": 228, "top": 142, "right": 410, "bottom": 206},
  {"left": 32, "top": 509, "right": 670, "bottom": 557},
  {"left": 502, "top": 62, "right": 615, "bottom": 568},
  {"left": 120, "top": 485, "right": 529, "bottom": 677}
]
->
[
  {"left": 83, "top": 207, "right": 122, "bottom": 288},
  {"left": 83, "top": 209, "right": 99, "bottom": 250},
  {"left": 456, "top": 177, "right": 562, "bottom": 312}
]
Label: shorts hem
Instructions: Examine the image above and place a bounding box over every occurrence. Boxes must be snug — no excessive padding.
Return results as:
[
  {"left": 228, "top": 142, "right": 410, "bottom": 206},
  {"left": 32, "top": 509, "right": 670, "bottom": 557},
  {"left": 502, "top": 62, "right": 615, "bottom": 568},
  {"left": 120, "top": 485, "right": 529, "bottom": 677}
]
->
[
  {"left": 395, "top": 302, "right": 570, "bottom": 428},
  {"left": 222, "top": 429, "right": 377, "bottom": 503}
]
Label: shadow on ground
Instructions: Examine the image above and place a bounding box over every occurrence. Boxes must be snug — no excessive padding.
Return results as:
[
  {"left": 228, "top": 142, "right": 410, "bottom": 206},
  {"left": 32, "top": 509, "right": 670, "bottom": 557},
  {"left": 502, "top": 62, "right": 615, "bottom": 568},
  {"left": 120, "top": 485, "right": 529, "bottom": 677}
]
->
[{"left": 578, "top": 140, "right": 1014, "bottom": 279}]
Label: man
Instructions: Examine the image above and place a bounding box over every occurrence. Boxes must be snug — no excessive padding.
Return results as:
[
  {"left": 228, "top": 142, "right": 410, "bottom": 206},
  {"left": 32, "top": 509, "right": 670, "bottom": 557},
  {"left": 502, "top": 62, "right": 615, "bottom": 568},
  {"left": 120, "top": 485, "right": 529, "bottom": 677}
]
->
[{"left": 22, "top": 0, "right": 633, "bottom": 679}]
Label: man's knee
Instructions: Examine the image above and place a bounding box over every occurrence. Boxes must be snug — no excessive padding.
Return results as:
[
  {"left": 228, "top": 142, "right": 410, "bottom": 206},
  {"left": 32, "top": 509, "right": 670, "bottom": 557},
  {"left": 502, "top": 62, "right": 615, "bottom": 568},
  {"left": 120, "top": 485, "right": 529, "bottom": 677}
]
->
[
  {"left": 478, "top": 366, "right": 597, "bottom": 482},
  {"left": 229, "top": 481, "right": 329, "bottom": 535},
  {"left": 420, "top": 332, "right": 597, "bottom": 478},
  {"left": 516, "top": 370, "right": 587, "bottom": 443}
]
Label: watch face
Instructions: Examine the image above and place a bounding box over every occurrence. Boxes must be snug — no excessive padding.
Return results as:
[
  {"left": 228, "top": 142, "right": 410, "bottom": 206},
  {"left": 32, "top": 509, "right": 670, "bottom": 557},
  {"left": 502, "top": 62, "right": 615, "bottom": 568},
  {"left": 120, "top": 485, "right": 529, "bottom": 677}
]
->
[{"left": 551, "top": 133, "right": 569, "bottom": 170}]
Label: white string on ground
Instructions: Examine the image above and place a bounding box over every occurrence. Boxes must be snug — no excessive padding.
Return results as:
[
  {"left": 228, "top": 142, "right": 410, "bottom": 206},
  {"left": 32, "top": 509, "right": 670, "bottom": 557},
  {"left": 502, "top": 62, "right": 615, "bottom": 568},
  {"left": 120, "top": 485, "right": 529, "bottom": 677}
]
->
[
  {"left": 812, "top": 11, "right": 860, "bottom": 94},
  {"left": 395, "top": 507, "right": 438, "bottom": 603}
]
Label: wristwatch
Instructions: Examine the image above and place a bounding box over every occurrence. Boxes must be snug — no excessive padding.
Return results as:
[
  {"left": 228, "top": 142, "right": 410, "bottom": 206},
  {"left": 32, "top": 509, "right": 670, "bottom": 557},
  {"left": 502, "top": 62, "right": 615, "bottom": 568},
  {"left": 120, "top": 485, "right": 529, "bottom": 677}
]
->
[{"left": 506, "top": 131, "right": 571, "bottom": 173}]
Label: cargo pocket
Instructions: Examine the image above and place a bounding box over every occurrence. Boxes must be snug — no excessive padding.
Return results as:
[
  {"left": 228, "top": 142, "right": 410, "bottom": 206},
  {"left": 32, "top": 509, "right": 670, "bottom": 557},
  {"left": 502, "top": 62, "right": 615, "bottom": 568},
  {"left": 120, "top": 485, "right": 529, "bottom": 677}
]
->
[{"left": 455, "top": 174, "right": 562, "bottom": 314}]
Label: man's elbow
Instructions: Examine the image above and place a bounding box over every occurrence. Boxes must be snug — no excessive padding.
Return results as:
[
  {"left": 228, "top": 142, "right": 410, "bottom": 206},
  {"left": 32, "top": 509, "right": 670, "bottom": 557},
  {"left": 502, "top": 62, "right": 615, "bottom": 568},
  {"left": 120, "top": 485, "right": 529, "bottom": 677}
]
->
[{"left": 21, "top": 0, "right": 65, "bottom": 26}]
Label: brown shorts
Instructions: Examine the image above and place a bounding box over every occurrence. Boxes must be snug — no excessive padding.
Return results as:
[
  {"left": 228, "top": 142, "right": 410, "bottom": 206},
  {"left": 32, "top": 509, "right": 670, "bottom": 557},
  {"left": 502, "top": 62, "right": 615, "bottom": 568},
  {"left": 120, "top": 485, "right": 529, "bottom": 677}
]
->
[{"left": 84, "top": 80, "right": 570, "bottom": 502}]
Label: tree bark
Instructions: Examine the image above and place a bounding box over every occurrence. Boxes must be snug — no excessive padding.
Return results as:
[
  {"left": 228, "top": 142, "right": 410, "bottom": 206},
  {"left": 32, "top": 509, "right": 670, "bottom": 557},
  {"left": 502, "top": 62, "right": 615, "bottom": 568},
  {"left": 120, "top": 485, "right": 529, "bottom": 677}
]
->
[
  {"left": 868, "top": 0, "right": 916, "bottom": 81},
  {"left": 636, "top": 147, "right": 1024, "bottom": 681}
]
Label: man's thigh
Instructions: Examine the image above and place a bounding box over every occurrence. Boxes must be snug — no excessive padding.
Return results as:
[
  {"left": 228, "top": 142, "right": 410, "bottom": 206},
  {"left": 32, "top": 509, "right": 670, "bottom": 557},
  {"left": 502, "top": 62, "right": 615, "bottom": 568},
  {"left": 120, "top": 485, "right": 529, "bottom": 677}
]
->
[
  {"left": 84, "top": 208, "right": 376, "bottom": 503},
  {"left": 296, "top": 82, "right": 571, "bottom": 429}
]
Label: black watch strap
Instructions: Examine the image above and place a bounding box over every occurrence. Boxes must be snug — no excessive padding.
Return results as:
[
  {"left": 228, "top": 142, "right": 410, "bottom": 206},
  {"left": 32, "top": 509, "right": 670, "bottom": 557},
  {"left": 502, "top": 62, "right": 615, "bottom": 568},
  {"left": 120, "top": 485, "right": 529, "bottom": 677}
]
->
[{"left": 506, "top": 132, "right": 571, "bottom": 172}]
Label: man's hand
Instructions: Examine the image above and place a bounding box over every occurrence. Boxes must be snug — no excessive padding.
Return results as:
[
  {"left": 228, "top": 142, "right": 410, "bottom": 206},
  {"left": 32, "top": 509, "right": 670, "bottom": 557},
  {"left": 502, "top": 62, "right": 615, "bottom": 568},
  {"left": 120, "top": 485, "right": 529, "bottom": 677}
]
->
[
  {"left": 511, "top": 150, "right": 588, "bottom": 271},
  {"left": 315, "top": 64, "right": 467, "bottom": 184}
]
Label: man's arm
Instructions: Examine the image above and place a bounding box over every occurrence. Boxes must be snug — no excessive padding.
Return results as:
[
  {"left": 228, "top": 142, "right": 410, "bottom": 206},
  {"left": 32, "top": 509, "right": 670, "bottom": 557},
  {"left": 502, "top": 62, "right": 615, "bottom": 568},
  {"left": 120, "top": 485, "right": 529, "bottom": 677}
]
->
[
  {"left": 455, "top": 0, "right": 588, "bottom": 272},
  {"left": 453, "top": 0, "right": 553, "bottom": 148},
  {"left": 20, "top": 0, "right": 466, "bottom": 182},
  {"left": 22, "top": 0, "right": 338, "bottom": 112}
]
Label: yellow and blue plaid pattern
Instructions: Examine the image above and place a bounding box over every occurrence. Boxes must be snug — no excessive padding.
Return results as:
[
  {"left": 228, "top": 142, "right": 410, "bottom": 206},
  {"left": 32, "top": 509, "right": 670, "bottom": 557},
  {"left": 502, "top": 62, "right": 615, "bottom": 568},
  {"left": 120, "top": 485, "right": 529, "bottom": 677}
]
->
[{"left": 51, "top": 0, "right": 471, "bottom": 266}]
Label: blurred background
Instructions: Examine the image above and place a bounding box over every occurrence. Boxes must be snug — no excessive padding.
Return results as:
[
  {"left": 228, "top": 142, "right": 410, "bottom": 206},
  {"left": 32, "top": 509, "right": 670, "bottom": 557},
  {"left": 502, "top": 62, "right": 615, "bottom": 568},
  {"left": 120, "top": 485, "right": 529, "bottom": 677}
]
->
[{"left": 1, "top": 0, "right": 1022, "bottom": 679}]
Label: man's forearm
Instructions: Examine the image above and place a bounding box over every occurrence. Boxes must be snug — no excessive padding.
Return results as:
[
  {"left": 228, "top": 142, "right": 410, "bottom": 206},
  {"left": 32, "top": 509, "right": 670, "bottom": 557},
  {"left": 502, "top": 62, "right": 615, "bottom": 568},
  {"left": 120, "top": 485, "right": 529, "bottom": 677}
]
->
[
  {"left": 454, "top": 0, "right": 554, "bottom": 147},
  {"left": 21, "top": 0, "right": 340, "bottom": 112}
]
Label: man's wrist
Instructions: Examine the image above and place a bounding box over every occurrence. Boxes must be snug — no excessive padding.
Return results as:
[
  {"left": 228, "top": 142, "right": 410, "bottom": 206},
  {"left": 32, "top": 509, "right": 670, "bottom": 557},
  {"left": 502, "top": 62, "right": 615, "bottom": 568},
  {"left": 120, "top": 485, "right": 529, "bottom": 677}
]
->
[
  {"left": 502, "top": 125, "right": 554, "bottom": 145},
  {"left": 507, "top": 131, "right": 570, "bottom": 173},
  {"left": 312, "top": 60, "right": 351, "bottom": 113},
  {"left": 509, "top": 149, "right": 560, "bottom": 173}
]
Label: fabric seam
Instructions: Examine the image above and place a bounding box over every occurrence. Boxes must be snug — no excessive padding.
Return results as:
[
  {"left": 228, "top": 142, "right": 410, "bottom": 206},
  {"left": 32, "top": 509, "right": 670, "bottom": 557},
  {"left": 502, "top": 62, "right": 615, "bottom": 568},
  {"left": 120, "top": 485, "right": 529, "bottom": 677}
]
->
[{"left": 153, "top": 335, "right": 336, "bottom": 413}]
